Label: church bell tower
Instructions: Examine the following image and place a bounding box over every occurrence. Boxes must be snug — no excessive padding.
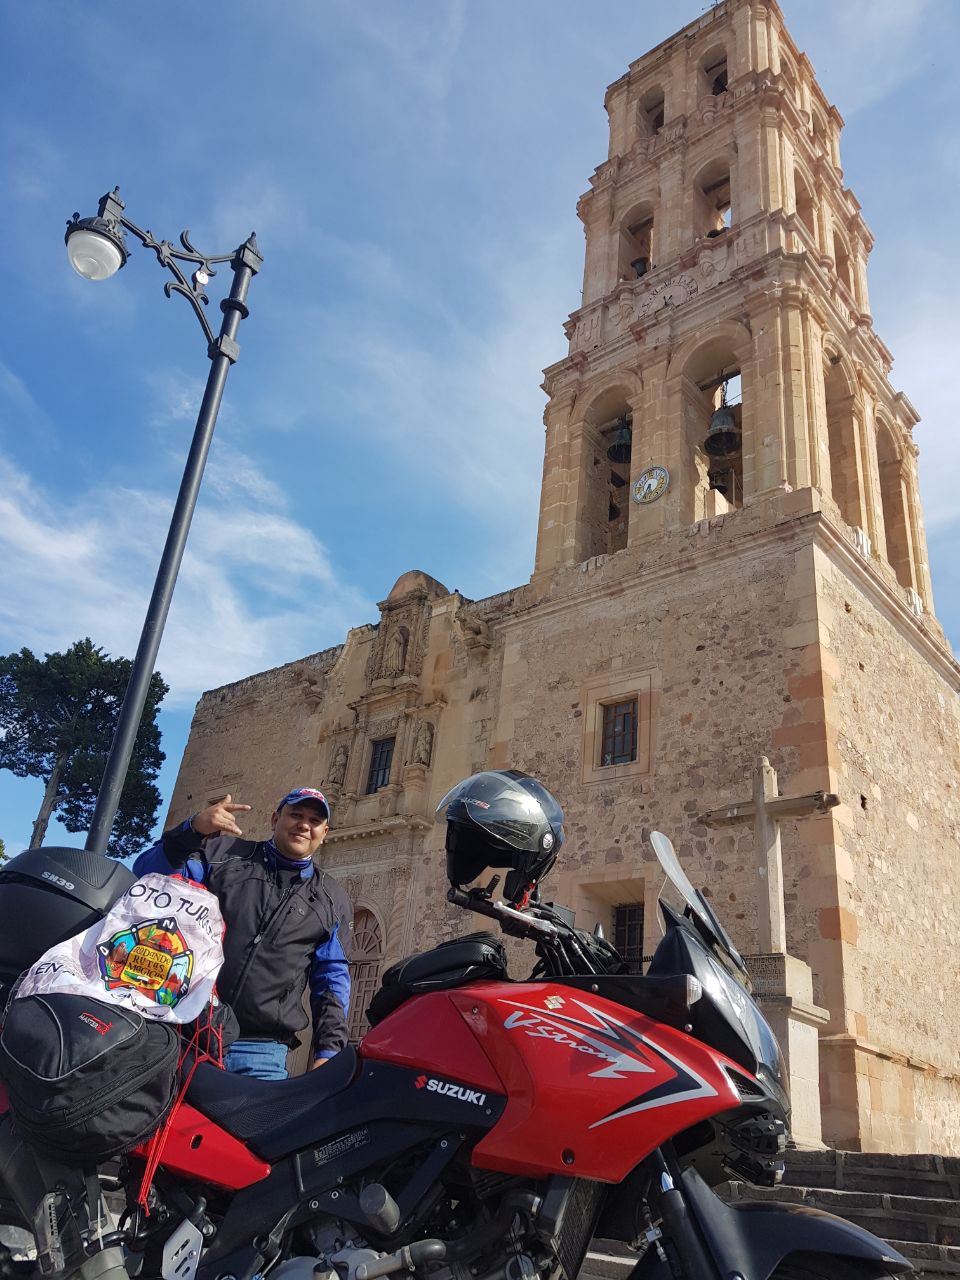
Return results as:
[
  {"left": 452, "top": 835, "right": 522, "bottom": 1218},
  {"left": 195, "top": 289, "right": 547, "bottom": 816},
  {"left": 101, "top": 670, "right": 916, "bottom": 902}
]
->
[
  {"left": 531, "top": 0, "right": 959, "bottom": 1153},
  {"left": 534, "top": 0, "right": 933, "bottom": 618}
]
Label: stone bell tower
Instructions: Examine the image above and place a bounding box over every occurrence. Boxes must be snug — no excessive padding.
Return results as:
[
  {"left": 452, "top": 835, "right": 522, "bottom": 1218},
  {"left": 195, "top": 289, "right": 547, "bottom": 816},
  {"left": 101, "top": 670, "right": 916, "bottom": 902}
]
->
[
  {"left": 534, "top": 0, "right": 932, "bottom": 609},
  {"left": 530, "top": 0, "right": 960, "bottom": 1153}
]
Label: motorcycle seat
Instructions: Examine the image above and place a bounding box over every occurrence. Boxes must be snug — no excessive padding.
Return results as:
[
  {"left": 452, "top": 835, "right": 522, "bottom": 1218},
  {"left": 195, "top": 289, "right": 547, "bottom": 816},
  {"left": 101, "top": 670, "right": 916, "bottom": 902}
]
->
[{"left": 185, "top": 1044, "right": 358, "bottom": 1153}]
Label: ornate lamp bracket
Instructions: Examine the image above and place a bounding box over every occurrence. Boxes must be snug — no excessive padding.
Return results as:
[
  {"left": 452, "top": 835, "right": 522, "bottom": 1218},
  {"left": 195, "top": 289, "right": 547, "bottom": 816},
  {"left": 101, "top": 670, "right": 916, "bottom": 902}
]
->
[{"left": 66, "top": 187, "right": 263, "bottom": 354}]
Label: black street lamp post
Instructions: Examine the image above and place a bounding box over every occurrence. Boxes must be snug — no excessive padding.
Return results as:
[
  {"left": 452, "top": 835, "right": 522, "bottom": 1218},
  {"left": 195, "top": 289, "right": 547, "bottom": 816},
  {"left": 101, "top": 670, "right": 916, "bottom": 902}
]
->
[{"left": 65, "top": 188, "right": 263, "bottom": 857}]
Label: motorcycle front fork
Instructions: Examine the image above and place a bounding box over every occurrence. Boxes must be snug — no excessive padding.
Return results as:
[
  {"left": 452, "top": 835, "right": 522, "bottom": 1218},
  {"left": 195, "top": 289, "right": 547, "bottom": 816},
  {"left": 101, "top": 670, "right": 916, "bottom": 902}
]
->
[{"left": 640, "top": 1147, "right": 725, "bottom": 1280}]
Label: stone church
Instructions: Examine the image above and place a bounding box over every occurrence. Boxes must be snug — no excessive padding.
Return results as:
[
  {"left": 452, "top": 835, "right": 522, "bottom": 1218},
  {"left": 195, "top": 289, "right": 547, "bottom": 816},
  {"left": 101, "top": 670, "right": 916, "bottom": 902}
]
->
[{"left": 167, "top": 0, "right": 960, "bottom": 1154}]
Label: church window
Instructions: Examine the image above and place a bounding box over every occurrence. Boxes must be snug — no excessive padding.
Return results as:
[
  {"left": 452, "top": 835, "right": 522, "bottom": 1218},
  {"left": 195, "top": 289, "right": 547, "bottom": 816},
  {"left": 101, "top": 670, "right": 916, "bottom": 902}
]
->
[
  {"left": 614, "top": 904, "right": 645, "bottom": 972},
  {"left": 600, "top": 698, "right": 638, "bottom": 766},
  {"left": 347, "top": 907, "right": 384, "bottom": 1043},
  {"left": 366, "top": 737, "right": 395, "bottom": 793},
  {"left": 580, "top": 668, "right": 656, "bottom": 785}
]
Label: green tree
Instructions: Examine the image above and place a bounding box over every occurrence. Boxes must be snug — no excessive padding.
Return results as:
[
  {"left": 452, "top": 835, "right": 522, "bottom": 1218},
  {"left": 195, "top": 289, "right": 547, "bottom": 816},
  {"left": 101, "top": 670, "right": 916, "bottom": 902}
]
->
[
  {"left": 0, "top": 639, "right": 167, "bottom": 858},
  {"left": 0, "top": 837, "right": 6, "bottom": 864}
]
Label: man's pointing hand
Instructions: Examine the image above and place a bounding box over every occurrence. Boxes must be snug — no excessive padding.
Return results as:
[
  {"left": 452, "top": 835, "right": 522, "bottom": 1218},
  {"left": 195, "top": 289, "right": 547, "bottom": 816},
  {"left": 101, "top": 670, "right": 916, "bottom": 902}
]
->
[{"left": 190, "top": 793, "right": 252, "bottom": 838}]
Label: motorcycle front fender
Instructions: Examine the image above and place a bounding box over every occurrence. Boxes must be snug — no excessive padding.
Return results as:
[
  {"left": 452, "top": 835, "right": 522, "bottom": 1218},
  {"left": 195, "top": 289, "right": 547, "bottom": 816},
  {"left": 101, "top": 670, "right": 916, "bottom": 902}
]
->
[{"left": 629, "top": 1168, "right": 912, "bottom": 1280}]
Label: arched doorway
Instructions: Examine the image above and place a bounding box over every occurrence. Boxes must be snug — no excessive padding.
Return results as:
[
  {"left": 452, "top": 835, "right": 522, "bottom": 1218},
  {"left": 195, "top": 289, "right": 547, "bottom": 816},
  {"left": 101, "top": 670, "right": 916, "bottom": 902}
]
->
[{"left": 348, "top": 906, "right": 384, "bottom": 1043}]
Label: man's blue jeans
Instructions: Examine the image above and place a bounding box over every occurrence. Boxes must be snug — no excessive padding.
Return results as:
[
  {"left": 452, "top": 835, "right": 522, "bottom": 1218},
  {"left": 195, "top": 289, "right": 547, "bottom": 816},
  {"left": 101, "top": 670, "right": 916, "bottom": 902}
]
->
[{"left": 224, "top": 1038, "right": 289, "bottom": 1080}]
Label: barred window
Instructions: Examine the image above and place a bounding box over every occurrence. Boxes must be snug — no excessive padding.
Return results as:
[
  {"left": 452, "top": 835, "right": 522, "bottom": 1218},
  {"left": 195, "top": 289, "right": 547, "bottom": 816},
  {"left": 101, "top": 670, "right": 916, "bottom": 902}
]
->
[
  {"left": 600, "top": 698, "right": 638, "bottom": 767},
  {"left": 614, "top": 904, "right": 645, "bottom": 973},
  {"left": 366, "top": 738, "right": 395, "bottom": 794}
]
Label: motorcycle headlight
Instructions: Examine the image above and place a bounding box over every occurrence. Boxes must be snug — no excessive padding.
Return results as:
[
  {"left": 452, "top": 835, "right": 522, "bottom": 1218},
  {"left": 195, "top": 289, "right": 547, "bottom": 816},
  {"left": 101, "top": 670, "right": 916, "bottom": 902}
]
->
[{"left": 700, "top": 951, "right": 786, "bottom": 1090}]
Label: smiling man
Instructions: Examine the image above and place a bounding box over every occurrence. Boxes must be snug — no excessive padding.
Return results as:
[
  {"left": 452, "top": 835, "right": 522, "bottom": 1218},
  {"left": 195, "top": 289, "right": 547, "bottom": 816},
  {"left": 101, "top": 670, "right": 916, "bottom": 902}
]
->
[{"left": 134, "top": 788, "right": 351, "bottom": 1079}]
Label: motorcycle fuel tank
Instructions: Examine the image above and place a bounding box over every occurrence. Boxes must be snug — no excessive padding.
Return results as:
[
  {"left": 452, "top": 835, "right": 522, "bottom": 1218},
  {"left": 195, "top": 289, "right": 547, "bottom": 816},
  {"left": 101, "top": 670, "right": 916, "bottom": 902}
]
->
[{"left": 362, "top": 981, "right": 742, "bottom": 1182}]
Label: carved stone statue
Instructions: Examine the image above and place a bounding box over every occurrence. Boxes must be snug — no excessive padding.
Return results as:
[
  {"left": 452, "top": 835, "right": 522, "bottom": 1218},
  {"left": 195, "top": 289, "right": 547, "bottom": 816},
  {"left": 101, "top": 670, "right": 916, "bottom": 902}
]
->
[
  {"left": 329, "top": 743, "right": 348, "bottom": 788},
  {"left": 384, "top": 628, "right": 407, "bottom": 675},
  {"left": 412, "top": 721, "right": 434, "bottom": 767}
]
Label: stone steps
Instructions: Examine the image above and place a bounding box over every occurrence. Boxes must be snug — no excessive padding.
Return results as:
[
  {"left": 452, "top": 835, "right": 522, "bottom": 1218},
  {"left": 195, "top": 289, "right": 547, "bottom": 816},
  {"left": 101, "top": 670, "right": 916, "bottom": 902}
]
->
[
  {"left": 783, "top": 1149, "right": 960, "bottom": 1202},
  {"left": 725, "top": 1182, "right": 960, "bottom": 1275},
  {"left": 580, "top": 1151, "right": 960, "bottom": 1279}
]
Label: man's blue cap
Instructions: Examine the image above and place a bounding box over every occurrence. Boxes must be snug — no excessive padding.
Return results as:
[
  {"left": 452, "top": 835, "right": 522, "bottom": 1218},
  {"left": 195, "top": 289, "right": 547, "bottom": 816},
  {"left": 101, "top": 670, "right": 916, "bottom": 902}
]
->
[{"left": 276, "top": 788, "right": 330, "bottom": 820}]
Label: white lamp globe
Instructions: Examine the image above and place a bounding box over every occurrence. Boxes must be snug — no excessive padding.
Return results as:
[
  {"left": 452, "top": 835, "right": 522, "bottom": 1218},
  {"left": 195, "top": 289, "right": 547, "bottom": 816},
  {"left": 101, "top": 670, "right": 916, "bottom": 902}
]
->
[{"left": 66, "top": 228, "right": 125, "bottom": 281}]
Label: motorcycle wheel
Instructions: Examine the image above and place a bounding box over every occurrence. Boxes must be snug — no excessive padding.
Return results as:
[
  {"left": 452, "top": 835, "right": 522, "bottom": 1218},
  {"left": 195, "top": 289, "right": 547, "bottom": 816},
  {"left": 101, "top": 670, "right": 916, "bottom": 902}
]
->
[
  {"left": 0, "top": 1243, "right": 35, "bottom": 1280},
  {"left": 772, "top": 1255, "right": 903, "bottom": 1280}
]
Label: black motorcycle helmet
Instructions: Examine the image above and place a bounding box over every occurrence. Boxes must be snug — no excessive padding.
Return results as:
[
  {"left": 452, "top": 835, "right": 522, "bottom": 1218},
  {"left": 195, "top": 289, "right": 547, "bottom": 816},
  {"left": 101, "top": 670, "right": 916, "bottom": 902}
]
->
[{"left": 436, "top": 770, "right": 565, "bottom": 905}]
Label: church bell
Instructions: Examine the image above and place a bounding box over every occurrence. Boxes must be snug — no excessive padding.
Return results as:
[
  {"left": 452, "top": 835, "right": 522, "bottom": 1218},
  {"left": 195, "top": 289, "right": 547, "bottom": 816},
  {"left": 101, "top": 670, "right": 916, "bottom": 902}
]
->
[
  {"left": 703, "top": 403, "right": 740, "bottom": 457},
  {"left": 606, "top": 417, "right": 633, "bottom": 464}
]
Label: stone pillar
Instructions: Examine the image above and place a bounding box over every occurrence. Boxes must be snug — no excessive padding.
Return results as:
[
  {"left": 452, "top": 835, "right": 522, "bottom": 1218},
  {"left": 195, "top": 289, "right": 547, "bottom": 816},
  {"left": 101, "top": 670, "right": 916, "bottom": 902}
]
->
[
  {"left": 383, "top": 862, "right": 413, "bottom": 968},
  {"left": 747, "top": 952, "right": 830, "bottom": 1149}
]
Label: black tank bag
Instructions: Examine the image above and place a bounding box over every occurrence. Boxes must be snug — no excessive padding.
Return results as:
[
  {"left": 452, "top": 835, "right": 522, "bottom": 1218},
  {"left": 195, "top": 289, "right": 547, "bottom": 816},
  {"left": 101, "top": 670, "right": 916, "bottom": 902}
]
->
[
  {"left": 0, "top": 992, "right": 180, "bottom": 1162},
  {"left": 367, "top": 931, "right": 508, "bottom": 1025}
]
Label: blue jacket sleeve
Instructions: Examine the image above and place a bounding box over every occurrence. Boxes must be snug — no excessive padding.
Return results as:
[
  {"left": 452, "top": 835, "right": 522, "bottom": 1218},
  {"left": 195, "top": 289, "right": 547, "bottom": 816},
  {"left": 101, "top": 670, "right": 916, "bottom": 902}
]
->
[
  {"left": 310, "top": 921, "right": 351, "bottom": 1060},
  {"left": 134, "top": 820, "right": 207, "bottom": 884}
]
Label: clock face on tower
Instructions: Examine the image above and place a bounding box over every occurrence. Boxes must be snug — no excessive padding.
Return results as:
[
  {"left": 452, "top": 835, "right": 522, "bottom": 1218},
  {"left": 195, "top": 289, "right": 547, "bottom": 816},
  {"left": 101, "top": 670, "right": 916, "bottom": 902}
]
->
[
  {"left": 637, "top": 272, "right": 699, "bottom": 319},
  {"left": 632, "top": 465, "right": 670, "bottom": 504}
]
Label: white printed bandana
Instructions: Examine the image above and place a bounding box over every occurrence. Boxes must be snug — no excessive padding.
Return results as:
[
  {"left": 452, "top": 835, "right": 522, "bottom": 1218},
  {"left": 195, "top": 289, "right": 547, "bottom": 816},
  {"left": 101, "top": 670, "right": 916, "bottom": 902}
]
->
[{"left": 16, "top": 873, "right": 225, "bottom": 1024}]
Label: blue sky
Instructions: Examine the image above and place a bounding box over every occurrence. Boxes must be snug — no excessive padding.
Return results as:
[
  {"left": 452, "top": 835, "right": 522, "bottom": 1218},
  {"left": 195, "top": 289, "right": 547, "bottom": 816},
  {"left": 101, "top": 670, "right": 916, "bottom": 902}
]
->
[{"left": 1, "top": 0, "right": 957, "bottom": 856}]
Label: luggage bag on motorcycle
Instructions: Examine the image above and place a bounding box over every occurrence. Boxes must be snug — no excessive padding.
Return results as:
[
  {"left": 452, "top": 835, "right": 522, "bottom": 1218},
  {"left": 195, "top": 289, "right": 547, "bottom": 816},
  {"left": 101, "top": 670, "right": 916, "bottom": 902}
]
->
[
  {"left": 367, "top": 931, "right": 508, "bottom": 1025},
  {"left": 0, "top": 991, "right": 180, "bottom": 1162}
]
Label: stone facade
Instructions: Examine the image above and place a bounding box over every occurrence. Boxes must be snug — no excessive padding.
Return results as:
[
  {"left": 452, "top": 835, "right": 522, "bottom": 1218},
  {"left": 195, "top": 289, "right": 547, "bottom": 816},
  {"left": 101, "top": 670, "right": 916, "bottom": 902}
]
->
[{"left": 167, "top": 0, "right": 960, "bottom": 1151}]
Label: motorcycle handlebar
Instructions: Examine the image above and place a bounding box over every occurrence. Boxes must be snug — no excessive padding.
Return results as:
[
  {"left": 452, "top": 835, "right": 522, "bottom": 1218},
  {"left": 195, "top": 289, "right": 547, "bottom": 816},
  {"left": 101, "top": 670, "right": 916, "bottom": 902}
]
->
[{"left": 446, "top": 887, "right": 560, "bottom": 939}]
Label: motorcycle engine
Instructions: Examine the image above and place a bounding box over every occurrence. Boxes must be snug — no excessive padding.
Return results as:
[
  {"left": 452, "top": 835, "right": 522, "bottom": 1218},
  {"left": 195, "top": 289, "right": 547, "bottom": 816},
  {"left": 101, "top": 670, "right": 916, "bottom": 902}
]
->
[{"left": 270, "top": 1221, "right": 384, "bottom": 1280}]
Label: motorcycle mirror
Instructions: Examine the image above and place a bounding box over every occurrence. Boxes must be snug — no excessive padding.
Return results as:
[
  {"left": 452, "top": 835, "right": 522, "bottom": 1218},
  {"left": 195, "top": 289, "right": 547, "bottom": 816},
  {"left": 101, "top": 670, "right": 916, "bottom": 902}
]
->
[
  {"left": 481, "top": 874, "right": 501, "bottom": 899},
  {"left": 648, "top": 830, "right": 748, "bottom": 979},
  {"left": 593, "top": 922, "right": 606, "bottom": 941}
]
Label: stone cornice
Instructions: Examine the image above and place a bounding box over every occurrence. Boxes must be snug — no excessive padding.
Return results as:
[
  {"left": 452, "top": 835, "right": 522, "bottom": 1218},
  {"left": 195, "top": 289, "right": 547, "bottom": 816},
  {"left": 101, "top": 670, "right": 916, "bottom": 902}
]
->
[
  {"left": 326, "top": 814, "right": 432, "bottom": 846},
  {"left": 514, "top": 502, "right": 958, "bottom": 692},
  {"left": 516, "top": 501, "right": 818, "bottom": 630},
  {"left": 821, "top": 1033, "right": 960, "bottom": 1084}
]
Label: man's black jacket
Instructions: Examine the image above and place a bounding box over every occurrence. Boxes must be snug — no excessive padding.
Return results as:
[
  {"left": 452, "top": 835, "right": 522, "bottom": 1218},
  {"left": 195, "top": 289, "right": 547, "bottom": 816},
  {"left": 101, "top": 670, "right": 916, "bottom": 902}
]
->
[{"left": 134, "top": 825, "right": 352, "bottom": 1056}]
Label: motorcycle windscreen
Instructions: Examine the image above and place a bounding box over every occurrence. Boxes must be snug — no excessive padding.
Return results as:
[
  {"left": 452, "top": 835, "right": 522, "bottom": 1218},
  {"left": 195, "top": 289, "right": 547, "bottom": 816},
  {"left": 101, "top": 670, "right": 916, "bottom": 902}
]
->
[{"left": 648, "top": 831, "right": 747, "bottom": 979}]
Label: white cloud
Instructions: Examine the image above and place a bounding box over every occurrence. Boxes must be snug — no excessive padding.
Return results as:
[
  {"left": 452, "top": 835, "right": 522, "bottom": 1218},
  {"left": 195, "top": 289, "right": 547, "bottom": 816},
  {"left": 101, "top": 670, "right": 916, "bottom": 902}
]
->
[
  {"left": 0, "top": 451, "right": 371, "bottom": 708},
  {"left": 317, "top": 0, "right": 467, "bottom": 102},
  {"left": 789, "top": 0, "right": 940, "bottom": 115}
]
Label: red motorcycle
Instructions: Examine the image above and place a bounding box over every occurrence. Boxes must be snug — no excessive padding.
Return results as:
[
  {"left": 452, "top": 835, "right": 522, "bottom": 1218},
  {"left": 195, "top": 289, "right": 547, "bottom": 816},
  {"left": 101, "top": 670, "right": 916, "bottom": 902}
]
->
[{"left": 0, "top": 774, "right": 908, "bottom": 1280}]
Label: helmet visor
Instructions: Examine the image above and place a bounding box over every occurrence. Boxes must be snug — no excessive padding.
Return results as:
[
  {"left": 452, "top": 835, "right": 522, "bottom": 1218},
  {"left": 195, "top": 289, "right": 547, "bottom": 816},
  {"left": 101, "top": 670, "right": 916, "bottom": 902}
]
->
[{"left": 435, "top": 770, "right": 564, "bottom": 853}]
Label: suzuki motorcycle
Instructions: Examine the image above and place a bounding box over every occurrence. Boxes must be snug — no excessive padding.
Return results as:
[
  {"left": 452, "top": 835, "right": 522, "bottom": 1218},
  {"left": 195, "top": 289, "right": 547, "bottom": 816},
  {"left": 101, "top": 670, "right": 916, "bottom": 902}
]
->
[{"left": 0, "top": 831, "right": 909, "bottom": 1280}]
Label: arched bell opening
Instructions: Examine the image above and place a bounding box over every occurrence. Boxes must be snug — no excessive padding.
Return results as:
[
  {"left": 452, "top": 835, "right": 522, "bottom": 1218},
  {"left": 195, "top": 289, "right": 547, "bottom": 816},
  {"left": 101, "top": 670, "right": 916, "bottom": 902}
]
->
[
  {"left": 812, "top": 106, "right": 829, "bottom": 155},
  {"left": 639, "top": 85, "right": 665, "bottom": 136},
  {"left": 824, "top": 356, "right": 862, "bottom": 530},
  {"left": 701, "top": 44, "right": 728, "bottom": 97},
  {"left": 779, "top": 55, "right": 799, "bottom": 108},
  {"left": 876, "top": 419, "right": 916, "bottom": 592},
  {"left": 702, "top": 373, "right": 743, "bottom": 508},
  {"left": 795, "top": 168, "right": 818, "bottom": 250},
  {"left": 618, "top": 201, "right": 655, "bottom": 281},
  {"left": 693, "top": 157, "right": 733, "bottom": 241},
  {"left": 834, "top": 233, "right": 854, "bottom": 299},
  {"left": 682, "top": 339, "right": 746, "bottom": 517},
  {"left": 578, "top": 389, "right": 636, "bottom": 560}
]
